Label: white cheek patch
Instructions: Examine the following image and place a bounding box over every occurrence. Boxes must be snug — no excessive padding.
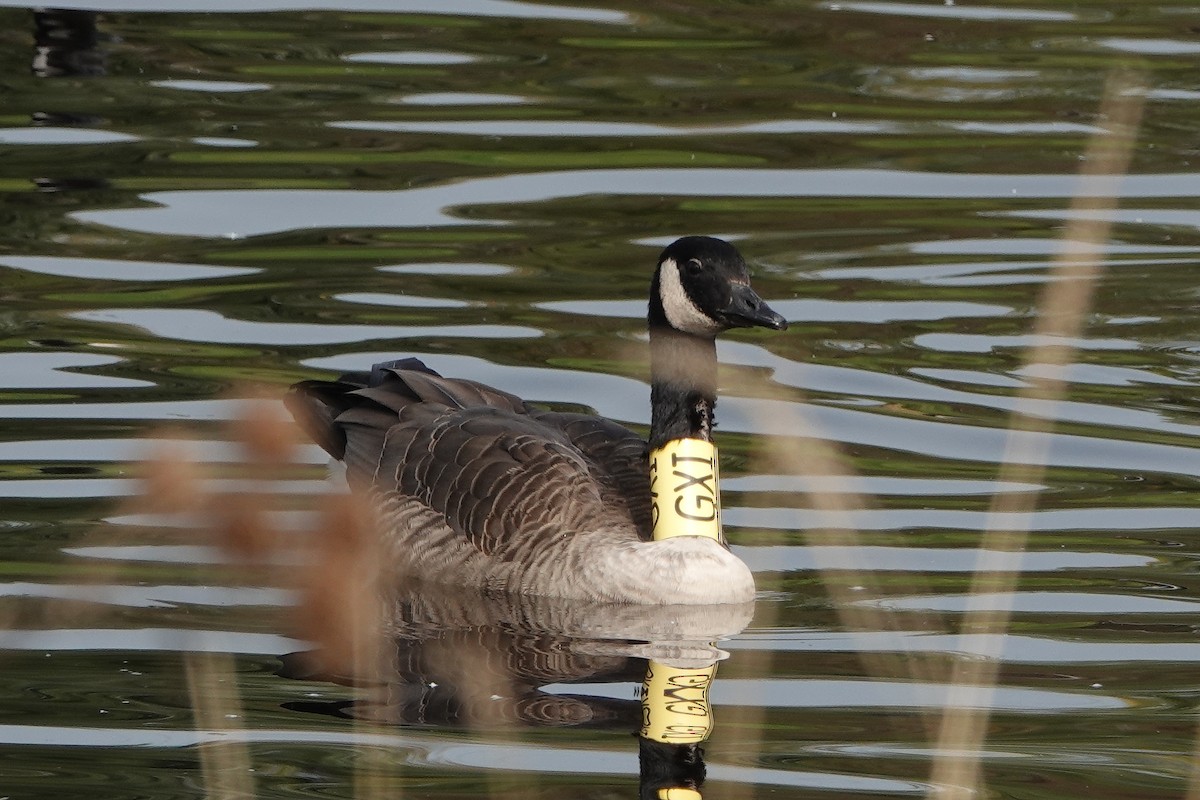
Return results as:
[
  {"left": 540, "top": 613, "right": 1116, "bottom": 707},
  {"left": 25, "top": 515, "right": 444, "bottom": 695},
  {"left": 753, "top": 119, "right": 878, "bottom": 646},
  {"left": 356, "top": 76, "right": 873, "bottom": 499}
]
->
[{"left": 659, "top": 259, "right": 722, "bottom": 335}]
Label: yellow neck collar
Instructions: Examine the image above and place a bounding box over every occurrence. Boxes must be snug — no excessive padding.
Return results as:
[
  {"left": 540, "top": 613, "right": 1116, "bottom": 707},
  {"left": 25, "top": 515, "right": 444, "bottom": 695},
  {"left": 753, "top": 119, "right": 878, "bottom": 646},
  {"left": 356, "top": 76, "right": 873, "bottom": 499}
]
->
[{"left": 649, "top": 438, "right": 721, "bottom": 542}]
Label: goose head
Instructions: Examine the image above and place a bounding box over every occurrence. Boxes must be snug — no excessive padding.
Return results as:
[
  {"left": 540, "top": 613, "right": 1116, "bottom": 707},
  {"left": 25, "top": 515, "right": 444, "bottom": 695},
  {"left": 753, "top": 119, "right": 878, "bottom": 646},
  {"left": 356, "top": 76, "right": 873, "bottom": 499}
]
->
[{"left": 649, "top": 236, "right": 788, "bottom": 336}]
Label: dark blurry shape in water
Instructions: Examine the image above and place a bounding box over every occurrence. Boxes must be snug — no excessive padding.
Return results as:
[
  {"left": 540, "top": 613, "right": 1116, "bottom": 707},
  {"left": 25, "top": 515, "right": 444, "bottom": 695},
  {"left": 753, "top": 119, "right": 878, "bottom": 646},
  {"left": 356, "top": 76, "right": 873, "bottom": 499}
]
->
[
  {"left": 29, "top": 10, "right": 112, "bottom": 194},
  {"left": 278, "top": 583, "right": 743, "bottom": 798},
  {"left": 32, "top": 176, "right": 109, "bottom": 192},
  {"left": 640, "top": 737, "right": 706, "bottom": 800},
  {"left": 32, "top": 8, "right": 105, "bottom": 78},
  {"left": 279, "top": 583, "right": 745, "bottom": 727},
  {"left": 30, "top": 110, "right": 105, "bottom": 127}
]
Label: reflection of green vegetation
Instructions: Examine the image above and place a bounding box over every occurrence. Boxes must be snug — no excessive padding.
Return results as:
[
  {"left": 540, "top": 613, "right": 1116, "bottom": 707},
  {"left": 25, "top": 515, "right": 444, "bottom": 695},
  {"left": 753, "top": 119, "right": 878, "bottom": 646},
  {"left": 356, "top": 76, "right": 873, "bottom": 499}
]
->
[
  {"left": 0, "top": 392, "right": 76, "bottom": 401},
  {"left": 213, "top": 246, "right": 455, "bottom": 262},
  {"left": 44, "top": 281, "right": 275, "bottom": 304},
  {"left": 239, "top": 64, "right": 443, "bottom": 78},
  {"left": 171, "top": 148, "right": 762, "bottom": 168},
  {"left": 117, "top": 178, "right": 349, "bottom": 190},
  {"left": 372, "top": 229, "right": 523, "bottom": 243},
  {"left": 333, "top": 13, "right": 479, "bottom": 27},
  {"left": 561, "top": 37, "right": 762, "bottom": 49},
  {"left": 160, "top": 27, "right": 293, "bottom": 40}
]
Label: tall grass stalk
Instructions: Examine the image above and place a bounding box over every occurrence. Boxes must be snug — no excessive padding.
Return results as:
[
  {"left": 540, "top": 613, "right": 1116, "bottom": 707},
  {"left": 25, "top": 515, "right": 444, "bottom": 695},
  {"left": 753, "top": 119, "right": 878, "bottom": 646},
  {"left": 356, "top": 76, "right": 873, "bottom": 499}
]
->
[
  {"left": 927, "top": 69, "right": 1145, "bottom": 799},
  {"left": 127, "top": 395, "right": 401, "bottom": 800},
  {"left": 764, "top": 428, "right": 944, "bottom": 697},
  {"left": 184, "top": 650, "right": 255, "bottom": 799}
]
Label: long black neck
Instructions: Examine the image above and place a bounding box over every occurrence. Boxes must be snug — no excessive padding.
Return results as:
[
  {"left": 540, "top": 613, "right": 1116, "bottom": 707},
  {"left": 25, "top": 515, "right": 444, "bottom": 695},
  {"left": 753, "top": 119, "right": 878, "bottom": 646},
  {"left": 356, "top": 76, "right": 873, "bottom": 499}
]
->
[{"left": 648, "top": 323, "right": 718, "bottom": 449}]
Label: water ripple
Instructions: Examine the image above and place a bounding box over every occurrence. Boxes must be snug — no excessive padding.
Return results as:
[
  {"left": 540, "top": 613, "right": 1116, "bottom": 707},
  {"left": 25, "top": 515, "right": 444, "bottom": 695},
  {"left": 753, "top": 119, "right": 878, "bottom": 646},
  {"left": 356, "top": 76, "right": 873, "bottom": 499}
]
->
[
  {"left": 0, "top": 582, "right": 292, "bottom": 609},
  {"left": 0, "top": 723, "right": 922, "bottom": 793},
  {"left": 728, "top": 631, "right": 1200, "bottom": 665},
  {"left": 550, "top": 677, "right": 1125, "bottom": 711},
  {"left": 332, "top": 119, "right": 901, "bottom": 136},
  {"left": 73, "top": 169, "right": 1200, "bottom": 238},
  {"left": 0, "top": 0, "right": 629, "bottom": 20},
  {"left": 734, "top": 546, "right": 1155, "bottom": 573},
  {"left": 70, "top": 309, "right": 539, "bottom": 345},
  {"left": 724, "top": 397, "right": 1200, "bottom": 477},
  {"left": 541, "top": 298, "right": 1011, "bottom": 323},
  {"left": 868, "top": 591, "right": 1200, "bottom": 615},
  {"left": 150, "top": 80, "right": 271, "bottom": 93},
  {"left": 729, "top": 506, "right": 1200, "bottom": 532},
  {"left": 345, "top": 51, "right": 480, "bottom": 65},
  {"left": 822, "top": 1, "right": 1078, "bottom": 22},
  {"left": 723, "top": 340, "right": 1200, "bottom": 438},
  {"left": 0, "top": 127, "right": 138, "bottom": 145},
  {"left": 0, "top": 353, "right": 151, "bottom": 390},
  {"left": 0, "top": 256, "right": 259, "bottom": 281}
]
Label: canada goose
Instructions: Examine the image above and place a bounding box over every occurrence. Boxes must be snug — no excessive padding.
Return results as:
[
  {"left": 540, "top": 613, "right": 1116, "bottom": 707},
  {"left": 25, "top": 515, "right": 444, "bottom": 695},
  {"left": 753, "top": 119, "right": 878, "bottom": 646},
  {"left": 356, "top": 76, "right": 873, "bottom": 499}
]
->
[{"left": 286, "top": 236, "right": 787, "bottom": 604}]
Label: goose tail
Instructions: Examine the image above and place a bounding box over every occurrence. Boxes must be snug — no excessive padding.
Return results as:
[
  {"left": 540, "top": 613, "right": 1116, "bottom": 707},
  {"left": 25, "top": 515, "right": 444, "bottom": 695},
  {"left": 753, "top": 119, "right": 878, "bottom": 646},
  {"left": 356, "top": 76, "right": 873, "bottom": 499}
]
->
[{"left": 286, "top": 357, "right": 527, "bottom": 461}]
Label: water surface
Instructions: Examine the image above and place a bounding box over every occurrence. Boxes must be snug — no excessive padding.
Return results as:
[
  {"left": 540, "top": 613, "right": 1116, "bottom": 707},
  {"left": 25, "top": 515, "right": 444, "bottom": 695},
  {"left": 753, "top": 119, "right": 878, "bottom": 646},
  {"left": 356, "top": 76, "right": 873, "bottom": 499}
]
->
[{"left": 3, "top": 2, "right": 1200, "bottom": 798}]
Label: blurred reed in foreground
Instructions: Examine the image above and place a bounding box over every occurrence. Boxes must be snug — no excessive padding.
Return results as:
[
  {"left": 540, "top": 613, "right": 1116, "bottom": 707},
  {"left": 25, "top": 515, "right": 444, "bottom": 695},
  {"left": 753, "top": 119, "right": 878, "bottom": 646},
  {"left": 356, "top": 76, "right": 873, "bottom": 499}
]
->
[
  {"left": 750, "top": 66, "right": 1147, "bottom": 800},
  {"left": 929, "top": 68, "right": 1145, "bottom": 800},
  {"left": 129, "top": 393, "right": 394, "bottom": 799}
]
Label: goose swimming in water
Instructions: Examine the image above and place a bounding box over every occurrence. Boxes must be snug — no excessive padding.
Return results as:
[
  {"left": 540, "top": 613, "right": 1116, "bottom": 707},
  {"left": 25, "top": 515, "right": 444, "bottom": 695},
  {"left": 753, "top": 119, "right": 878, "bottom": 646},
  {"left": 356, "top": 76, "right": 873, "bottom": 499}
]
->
[{"left": 286, "top": 236, "right": 787, "bottom": 604}]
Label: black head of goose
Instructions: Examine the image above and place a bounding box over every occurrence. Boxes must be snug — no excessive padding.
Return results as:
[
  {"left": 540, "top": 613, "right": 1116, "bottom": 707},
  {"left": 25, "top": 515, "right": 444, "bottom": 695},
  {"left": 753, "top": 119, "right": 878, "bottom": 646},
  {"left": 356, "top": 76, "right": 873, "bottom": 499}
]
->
[{"left": 286, "top": 236, "right": 787, "bottom": 604}]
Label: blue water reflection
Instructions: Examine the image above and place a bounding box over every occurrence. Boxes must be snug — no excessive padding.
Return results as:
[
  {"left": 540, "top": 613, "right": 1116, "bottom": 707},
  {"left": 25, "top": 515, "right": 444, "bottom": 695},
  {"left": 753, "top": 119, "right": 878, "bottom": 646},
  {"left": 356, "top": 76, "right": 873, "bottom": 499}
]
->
[{"left": 73, "top": 169, "right": 1200, "bottom": 237}]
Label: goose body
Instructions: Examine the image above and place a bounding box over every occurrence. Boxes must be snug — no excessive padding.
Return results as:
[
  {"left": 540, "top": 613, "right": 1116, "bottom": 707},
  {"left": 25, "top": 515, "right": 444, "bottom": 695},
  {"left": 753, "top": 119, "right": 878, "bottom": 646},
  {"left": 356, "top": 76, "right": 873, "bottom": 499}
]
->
[{"left": 287, "top": 237, "right": 786, "bottom": 605}]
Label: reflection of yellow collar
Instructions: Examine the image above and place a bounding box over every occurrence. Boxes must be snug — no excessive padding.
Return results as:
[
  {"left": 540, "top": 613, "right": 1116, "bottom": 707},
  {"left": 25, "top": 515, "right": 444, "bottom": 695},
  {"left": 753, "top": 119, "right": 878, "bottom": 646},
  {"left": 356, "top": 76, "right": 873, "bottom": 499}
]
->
[
  {"left": 640, "top": 660, "right": 718, "bottom": 743},
  {"left": 649, "top": 439, "right": 721, "bottom": 541},
  {"left": 658, "top": 789, "right": 703, "bottom": 800}
]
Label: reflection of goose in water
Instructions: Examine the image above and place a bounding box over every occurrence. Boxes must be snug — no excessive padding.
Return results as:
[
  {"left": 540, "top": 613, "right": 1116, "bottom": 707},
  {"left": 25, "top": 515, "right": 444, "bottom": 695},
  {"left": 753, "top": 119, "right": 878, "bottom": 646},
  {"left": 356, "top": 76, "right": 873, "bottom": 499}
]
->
[
  {"left": 33, "top": 9, "right": 106, "bottom": 78},
  {"left": 279, "top": 587, "right": 750, "bottom": 798},
  {"left": 281, "top": 586, "right": 751, "bottom": 727},
  {"left": 287, "top": 236, "right": 787, "bottom": 604}
]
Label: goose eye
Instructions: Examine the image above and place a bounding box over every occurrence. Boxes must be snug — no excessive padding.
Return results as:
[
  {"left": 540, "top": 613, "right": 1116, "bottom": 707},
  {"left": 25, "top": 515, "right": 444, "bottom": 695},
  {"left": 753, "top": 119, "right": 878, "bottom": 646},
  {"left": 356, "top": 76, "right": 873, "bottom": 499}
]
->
[{"left": 684, "top": 258, "right": 703, "bottom": 276}]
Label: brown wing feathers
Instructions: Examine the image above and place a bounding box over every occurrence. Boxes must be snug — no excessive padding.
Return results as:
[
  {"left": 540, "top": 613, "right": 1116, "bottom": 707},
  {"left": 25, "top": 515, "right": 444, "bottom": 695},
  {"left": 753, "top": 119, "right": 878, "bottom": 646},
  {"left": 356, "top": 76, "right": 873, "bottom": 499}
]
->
[
  {"left": 287, "top": 359, "right": 649, "bottom": 556},
  {"left": 378, "top": 407, "right": 604, "bottom": 556},
  {"left": 527, "top": 411, "right": 652, "bottom": 538}
]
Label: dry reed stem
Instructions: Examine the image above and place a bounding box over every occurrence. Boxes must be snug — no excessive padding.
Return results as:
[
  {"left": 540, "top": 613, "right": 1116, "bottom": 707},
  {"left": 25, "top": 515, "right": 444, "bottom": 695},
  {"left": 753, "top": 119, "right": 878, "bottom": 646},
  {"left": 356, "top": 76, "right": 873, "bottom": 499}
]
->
[
  {"left": 293, "top": 491, "right": 396, "bottom": 799},
  {"left": 113, "top": 392, "right": 401, "bottom": 799},
  {"left": 138, "top": 435, "right": 208, "bottom": 515},
  {"left": 219, "top": 394, "right": 398, "bottom": 798},
  {"left": 171, "top": 404, "right": 277, "bottom": 800},
  {"left": 184, "top": 650, "right": 255, "bottom": 799},
  {"left": 927, "top": 69, "right": 1145, "bottom": 799},
  {"left": 719, "top": 445, "right": 782, "bottom": 800},
  {"left": 764, "top": 427, "right": 944, "bottom": 706},
  {"left": 0, "top": 433, "right": 203, "bottom": 641},
  {"left": 229, "top": 393, "right": 298, "bottom": 466},
  {"left": 728, "top": 372, "right": 945, "bottom": 800},
  {"left": 6, "top": 429, "right": 258, "bottom": 793},
  {"left": 294, "top": 491, "right": 384, "bottom": 675}
]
